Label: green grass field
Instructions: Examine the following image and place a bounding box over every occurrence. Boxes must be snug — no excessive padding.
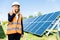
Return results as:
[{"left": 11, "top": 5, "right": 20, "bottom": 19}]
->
[{"left": 0, "top": 24, "right": 60, "bottom": 40}]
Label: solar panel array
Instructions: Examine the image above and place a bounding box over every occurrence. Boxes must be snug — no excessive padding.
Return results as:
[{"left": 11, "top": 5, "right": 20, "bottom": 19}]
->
[{"left": 23, "top": 11, "right": 60, "bottom": 36}]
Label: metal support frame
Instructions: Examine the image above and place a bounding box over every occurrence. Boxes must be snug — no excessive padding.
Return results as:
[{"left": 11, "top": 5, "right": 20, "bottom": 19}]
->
[{"left": 46, "top": 17, "right": 60, "bottom": 36}]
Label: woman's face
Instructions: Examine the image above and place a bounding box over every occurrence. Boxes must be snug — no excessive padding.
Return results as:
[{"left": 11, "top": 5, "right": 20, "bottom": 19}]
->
[{"left": 12, "top": 5, "right": 20, "bottom": 13}]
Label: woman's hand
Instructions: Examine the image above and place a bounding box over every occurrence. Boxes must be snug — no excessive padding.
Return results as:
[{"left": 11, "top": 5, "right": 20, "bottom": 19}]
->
[{"left": 9, "top": 11, "right": 14, "bottom": 16}]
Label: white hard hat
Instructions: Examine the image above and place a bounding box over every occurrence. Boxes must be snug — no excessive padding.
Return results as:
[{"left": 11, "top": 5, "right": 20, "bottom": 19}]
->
[{"left": 12, "top": 1, "right": 20, "bottom": 6}]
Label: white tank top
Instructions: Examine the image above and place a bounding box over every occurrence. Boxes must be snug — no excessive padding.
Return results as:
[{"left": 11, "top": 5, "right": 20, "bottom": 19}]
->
[{"left": 16, "top": 14, "right": 18, "bottom": 20}]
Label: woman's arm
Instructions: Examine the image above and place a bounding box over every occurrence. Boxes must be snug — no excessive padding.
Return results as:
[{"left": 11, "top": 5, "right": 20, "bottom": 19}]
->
[{"left": 8, "top": 13, "right": 16, "bottom": 22}]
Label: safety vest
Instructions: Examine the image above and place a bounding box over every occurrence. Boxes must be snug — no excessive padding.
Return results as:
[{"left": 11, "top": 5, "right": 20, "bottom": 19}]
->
[{"left": 6, "top": 13, "right": 23, "bottom": 35}]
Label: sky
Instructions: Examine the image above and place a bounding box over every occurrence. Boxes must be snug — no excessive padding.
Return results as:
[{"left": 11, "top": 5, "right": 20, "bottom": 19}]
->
[{"left": 0, "top": 0, "right": 60, "bottom": 21}]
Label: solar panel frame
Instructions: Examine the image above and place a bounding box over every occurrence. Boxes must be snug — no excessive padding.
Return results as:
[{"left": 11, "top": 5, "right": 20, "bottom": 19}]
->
[
  {"left": 33, "top": 13, "right": 54, "bottom": 36},
  {"left": 36, "top": 12, "right": 60, "bottom": 36},
  {"left": 47, "top": 12, "right": 60, "bottom": 29},
  {"left": 23, "top": 11, "right": 60, "bottom": 36}
]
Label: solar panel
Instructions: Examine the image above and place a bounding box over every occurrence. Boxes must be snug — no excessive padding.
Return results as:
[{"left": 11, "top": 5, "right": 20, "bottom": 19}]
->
[
  {"left": 24, "top": 14, "right": 46, "bottom": 30},
  {"left": 34, "top": 22, "right": 51, "bottom": 35},
  {"left": 26, "top": 13, "right": 54, "bottom": 35},
  {"left": 26, "top": 13, "right": 53, "bottom": 32},
  {"left": 23, "top": 17, "right": 35, "bottom": 23},
  {"left": 24, "top": 13, "right": 53, "bottom": 31},
  {"left": 23, "top": 15, "right": 44, "bottom": 30},
  {"left": 25, "top": 15, "right": 48, "bottom": 31},
  {"left": 23, "top": 11, "right": 60, "bottom": 36},
  {"left": 23, "top": 16, "right": 39, "bottom": 30},
  {"left": 23, "top": 18, "right": 35, "bottom": 27},
  {"left": 47, "top": 12, "right": 60, "bottom": 21},
  {"left": 48, "top": 12, "right": 60, "bottom": 29},
  {"left": 35, "top": 12, "right": 60, "bottom": 36}
]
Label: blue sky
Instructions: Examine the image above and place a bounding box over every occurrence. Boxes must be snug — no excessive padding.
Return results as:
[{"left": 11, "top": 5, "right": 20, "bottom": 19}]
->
[{"left": 0, "top": 0, "right": 60, "bottom": 21}]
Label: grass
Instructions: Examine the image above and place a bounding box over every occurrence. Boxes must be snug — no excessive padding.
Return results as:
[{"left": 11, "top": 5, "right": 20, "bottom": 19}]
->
[{"left": 0, "top": 24, "right": 60, "bottom": 40}]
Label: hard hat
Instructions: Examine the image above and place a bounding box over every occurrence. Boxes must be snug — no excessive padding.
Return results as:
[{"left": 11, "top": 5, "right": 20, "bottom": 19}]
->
[{"left": 12, "top": 1, "right": 20, "bottom": 6}]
